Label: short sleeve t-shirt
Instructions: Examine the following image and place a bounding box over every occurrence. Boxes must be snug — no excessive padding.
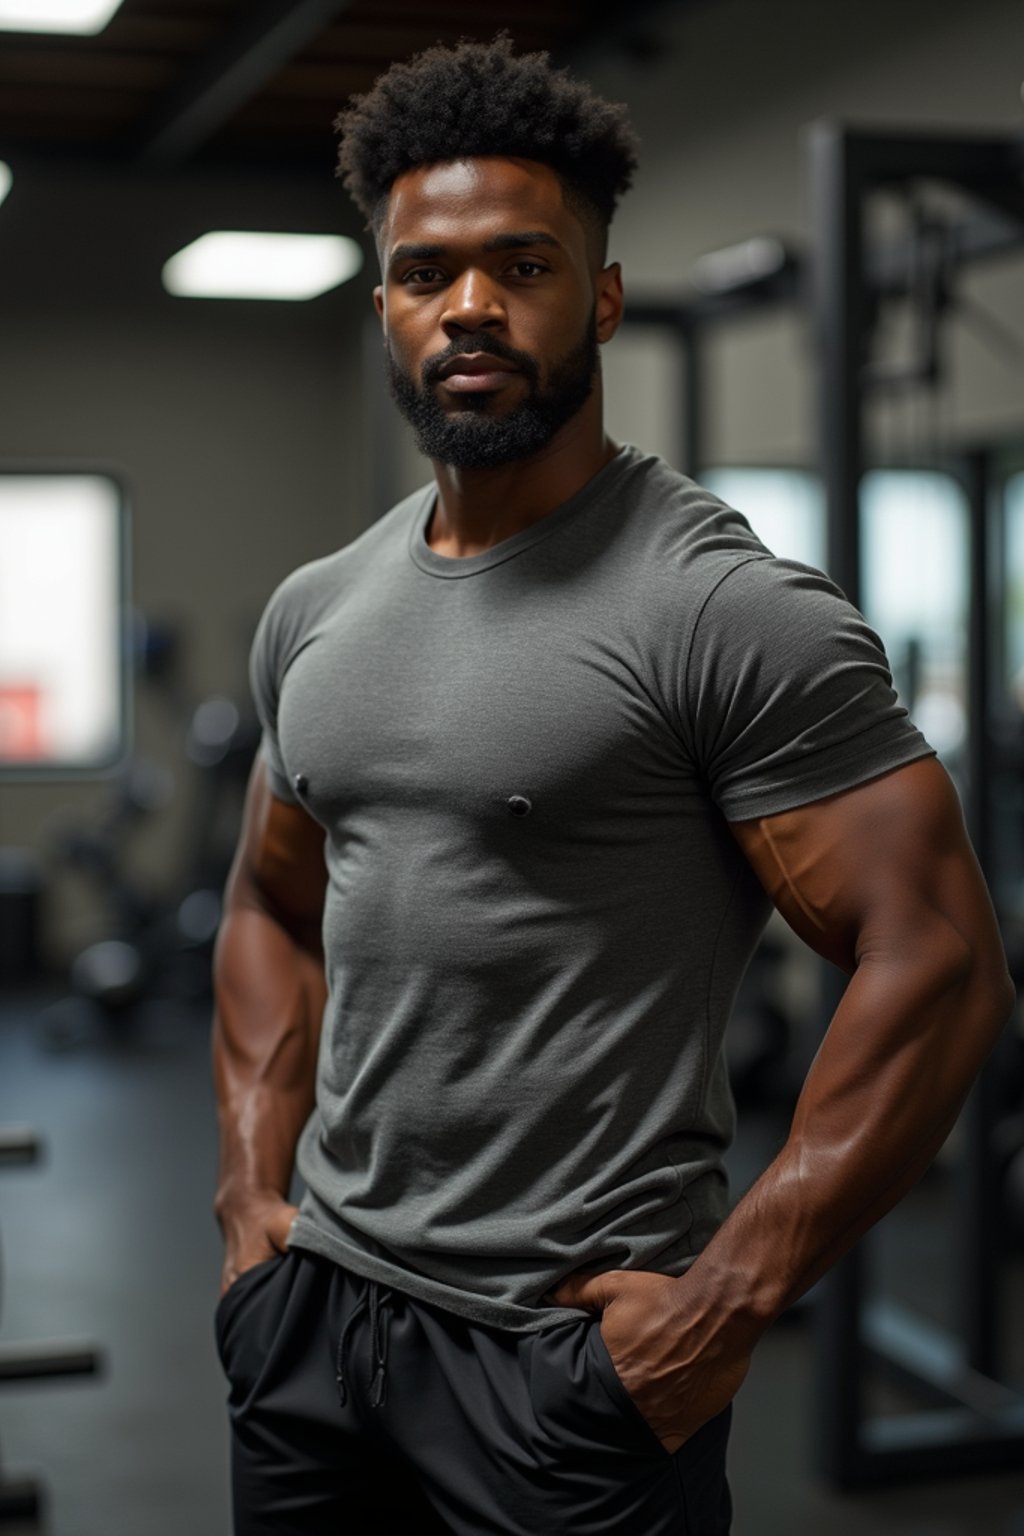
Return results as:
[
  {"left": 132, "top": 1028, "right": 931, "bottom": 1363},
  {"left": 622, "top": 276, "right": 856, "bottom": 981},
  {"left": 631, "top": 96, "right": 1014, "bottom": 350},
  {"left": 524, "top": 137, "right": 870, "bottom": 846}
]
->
[{"left": 249, "top": 445, "right": 934, "bottom": 1333}]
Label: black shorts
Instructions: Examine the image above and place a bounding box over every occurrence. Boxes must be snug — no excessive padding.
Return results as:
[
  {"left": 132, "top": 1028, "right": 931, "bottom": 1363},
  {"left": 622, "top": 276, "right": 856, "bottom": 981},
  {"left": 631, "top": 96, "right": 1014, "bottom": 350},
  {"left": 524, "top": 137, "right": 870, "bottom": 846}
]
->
[{"left": 216, "top": 1248, "right": 732, "bottom": 1535}]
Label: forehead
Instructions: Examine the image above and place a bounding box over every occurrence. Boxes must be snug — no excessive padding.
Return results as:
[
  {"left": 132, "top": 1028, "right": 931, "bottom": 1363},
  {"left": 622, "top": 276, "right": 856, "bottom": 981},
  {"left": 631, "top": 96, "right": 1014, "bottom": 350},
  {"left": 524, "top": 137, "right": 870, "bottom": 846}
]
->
[{"left": 380, "top": 157, "right": 582, "bottom": 254}]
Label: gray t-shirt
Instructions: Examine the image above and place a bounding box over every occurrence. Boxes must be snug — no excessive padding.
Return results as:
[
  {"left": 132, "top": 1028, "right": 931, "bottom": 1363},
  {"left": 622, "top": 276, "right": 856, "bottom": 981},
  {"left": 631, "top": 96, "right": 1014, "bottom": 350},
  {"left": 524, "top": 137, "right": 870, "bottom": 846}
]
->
[{"left": 249, "top": 445, "right": 933, "bottom": 1333}]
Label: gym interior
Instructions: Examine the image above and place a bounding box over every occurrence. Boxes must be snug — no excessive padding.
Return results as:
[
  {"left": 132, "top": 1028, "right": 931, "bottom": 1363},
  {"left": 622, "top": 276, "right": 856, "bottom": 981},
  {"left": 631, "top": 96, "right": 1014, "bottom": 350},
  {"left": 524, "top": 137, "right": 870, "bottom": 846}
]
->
[{"left": 2, "top": 1, "right": 1024, "bottom": 1531}]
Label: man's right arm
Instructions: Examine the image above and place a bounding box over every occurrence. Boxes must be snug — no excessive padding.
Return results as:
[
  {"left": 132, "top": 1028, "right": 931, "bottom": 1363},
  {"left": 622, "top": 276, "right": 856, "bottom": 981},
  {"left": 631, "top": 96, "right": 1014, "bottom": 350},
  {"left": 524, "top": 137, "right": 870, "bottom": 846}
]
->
[{"left": 212, "top": 756, "right": 328, "bottom": 1295}]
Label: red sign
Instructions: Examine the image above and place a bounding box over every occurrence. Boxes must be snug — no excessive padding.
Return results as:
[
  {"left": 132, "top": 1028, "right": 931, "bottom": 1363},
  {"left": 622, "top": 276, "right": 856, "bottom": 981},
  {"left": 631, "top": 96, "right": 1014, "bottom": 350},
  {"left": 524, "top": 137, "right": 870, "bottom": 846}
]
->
[{"left": 0, "top": 685, "right": 46, "bottom": 759}]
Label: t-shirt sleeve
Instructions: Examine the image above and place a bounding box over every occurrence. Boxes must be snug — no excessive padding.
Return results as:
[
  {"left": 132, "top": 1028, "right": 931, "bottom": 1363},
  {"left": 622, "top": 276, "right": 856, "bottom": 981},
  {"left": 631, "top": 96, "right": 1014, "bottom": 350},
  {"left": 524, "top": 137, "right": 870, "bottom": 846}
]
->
[
  {"left": 248, "top": 581, "right": 299, "bottom": 804},
  {"left": 685, "top": 555, "right": 935, "bottom": 821}
]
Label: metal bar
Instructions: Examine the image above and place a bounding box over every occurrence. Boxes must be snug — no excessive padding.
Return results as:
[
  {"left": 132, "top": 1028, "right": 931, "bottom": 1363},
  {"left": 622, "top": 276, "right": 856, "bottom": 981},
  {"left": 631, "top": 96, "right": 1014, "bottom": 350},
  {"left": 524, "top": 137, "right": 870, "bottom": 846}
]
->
[
  {"left": 0, "top": 1126, "right": 41, "bottom": 1166},
  {"left": 859, "top": 1404, "right": 1024, "bottom": 1482},
  {"left": 617, "top": 306, "right": 703, "bottom": 476},
  {"left": 807, "top": 121, "right": 870, "bottom": 1483},
  {"left": 137, "top": 0, "right": 355, "bottom": 168},
  {"left": 958, "top": 446, "right": 1001, "bottom": 1376},
  {"left": 963, "top": 447, "right": 994, "bottom": 867},
  {"left": 813, "top": 1236, "right": 869, "bottom": 1483},
  {"left": 822, "top": 127, "right": 1024, "bottom": 227},
  {"left": 806, "top": 120, "right": 865, "bottom": 608},
  {"left": 0, "top": 1339, "right": 102, "bottom": 1383},
  {"left": 863, "top": 1300, "right": 1020, "bottom": 1417},
  {"left": 811, "top": 973, "right": 867, "bottom": 1484}
]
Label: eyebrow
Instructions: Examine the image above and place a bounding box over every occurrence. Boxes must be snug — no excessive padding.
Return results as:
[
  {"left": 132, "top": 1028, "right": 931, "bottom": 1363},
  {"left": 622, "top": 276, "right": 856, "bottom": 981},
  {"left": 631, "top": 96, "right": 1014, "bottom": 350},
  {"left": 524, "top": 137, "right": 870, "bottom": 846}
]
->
[{"left": 388, "top": 230, "right": 563, "bottom": 271}]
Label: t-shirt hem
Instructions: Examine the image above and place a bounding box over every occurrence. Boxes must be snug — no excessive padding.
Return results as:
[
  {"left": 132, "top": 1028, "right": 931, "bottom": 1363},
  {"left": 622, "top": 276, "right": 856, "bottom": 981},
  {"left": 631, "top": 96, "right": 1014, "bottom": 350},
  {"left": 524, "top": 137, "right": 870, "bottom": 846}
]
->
[
  {"left": 287, "top": 1215, "right": 587, "bottom": 1335},
  {"left": 718, "top": 738, "right": 936, "bottom": 823},
  {"left": 260, "top": 739, "right": 297, "bottom": 802}
]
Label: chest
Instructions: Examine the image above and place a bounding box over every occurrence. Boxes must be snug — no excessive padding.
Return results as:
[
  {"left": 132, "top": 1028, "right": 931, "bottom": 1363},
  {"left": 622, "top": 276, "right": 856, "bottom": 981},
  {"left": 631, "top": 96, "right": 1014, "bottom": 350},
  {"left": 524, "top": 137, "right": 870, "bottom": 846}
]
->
[{"left": 275, "top": 576, "right": 693, "bottom": 836}]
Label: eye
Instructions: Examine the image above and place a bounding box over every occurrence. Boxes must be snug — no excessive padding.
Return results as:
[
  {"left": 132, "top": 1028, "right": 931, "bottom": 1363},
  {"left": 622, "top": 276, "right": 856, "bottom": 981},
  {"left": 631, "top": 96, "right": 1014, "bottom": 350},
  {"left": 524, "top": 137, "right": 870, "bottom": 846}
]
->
[
  {"left": 509, "top": 260, "right": 547, "bottom": 278},
  {"left": 401, "top": 266, "right": 446, "bottom": 286}
]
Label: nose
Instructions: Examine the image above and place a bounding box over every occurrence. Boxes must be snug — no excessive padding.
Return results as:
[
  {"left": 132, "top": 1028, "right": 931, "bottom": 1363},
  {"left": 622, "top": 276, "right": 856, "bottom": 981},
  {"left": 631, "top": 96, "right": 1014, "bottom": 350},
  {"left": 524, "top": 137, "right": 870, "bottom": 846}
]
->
[{"left": 440, "top": 268, "right": 506, "bottom": 336}]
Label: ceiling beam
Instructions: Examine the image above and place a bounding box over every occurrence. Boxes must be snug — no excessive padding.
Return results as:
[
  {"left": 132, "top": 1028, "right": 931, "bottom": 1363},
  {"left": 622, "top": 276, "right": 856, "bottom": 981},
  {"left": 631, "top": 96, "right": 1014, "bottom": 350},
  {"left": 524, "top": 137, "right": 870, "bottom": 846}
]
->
[{"left": 137, "top": 0, "right": 354, "bottom": 168}]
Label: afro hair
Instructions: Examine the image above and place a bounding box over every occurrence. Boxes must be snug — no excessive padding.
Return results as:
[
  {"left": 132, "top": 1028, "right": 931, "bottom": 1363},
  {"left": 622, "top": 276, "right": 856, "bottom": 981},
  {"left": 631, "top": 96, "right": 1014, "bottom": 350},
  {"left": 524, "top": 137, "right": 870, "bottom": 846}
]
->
[{"left": 335, "top": 33, "right": 639, "bottom": 247}]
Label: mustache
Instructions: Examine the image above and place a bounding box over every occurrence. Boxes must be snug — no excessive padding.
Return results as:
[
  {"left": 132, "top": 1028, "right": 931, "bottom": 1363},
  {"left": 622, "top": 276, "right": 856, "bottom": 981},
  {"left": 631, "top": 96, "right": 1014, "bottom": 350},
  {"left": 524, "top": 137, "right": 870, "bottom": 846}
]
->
[{"left": 421, "top": 335, "right": 539, "bottom": 387}]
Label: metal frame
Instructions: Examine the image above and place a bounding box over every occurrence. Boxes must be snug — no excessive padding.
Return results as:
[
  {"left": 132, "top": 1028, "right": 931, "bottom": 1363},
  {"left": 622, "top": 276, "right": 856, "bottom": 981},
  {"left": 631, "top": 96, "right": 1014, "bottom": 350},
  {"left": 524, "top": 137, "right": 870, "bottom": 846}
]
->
[
  {"left": 806, "top": 121, "right": 1024, "bottom": 1487},
  {"left": 0, "top": 1126, "right": 102, "bottom": 1525}
]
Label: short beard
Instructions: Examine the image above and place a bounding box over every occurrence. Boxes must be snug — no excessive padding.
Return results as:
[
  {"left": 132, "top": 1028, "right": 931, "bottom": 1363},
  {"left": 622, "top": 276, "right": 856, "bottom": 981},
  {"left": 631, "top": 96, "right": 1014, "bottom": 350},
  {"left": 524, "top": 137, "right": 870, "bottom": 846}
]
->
[{"left": 385, "top": 310, "right": 599, "bottom": 470}]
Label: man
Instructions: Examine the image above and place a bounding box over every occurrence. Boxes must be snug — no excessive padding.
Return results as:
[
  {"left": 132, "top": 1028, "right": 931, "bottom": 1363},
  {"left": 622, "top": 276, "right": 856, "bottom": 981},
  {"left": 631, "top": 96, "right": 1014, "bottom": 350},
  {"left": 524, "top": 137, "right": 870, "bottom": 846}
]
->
[{"left": 211, "top": 34, "right": 1013, "bottom": 1536}]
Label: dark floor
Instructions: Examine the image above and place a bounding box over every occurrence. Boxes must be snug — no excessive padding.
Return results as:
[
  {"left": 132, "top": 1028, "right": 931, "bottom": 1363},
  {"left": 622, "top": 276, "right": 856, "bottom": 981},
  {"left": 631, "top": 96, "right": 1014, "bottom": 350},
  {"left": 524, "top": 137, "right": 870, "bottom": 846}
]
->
[{"left": 1, "top": 988, "right": 1023, "bottom": 1536}]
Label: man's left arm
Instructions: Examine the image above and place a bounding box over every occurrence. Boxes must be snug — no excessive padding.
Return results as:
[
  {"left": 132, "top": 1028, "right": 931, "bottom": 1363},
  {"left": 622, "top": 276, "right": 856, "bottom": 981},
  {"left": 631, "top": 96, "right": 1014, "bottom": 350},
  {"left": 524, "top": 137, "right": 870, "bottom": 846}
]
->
[{"left": 548, "top": 755, "right": 1015, "bottom": 1452}]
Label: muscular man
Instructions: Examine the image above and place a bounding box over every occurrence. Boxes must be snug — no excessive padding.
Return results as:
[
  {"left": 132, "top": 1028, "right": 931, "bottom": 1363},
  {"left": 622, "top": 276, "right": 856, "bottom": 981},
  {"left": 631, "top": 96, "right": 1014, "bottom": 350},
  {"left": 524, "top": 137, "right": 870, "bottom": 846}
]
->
[{"left": 211, "top": 35, "right": 1013, "bottom": 1536}]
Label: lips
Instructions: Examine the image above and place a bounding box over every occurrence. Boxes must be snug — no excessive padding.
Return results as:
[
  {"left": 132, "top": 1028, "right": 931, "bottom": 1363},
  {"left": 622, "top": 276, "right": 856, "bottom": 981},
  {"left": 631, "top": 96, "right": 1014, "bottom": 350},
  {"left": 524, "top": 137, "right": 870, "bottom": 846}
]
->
[
  {"left": 436, "top": 352, "right": 521, "bottom": 393},
  {"left": 438, "top": 352, "right": 519, "bottom": 379}
]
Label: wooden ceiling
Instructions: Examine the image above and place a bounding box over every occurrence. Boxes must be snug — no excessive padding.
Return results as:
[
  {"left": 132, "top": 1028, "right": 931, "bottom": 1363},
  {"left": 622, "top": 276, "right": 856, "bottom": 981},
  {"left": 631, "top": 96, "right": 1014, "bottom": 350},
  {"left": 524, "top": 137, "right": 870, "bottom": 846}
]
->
[{"left": 0, "top": 0, "right": 678, "bottom": 176}]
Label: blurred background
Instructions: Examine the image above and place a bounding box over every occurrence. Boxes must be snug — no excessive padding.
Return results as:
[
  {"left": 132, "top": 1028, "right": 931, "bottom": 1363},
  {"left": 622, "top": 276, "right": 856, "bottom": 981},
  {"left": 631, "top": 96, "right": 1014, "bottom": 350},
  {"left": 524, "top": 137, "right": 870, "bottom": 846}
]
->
[{"left": 1, "top": 0, "right": 1024, "bottom": 1531}]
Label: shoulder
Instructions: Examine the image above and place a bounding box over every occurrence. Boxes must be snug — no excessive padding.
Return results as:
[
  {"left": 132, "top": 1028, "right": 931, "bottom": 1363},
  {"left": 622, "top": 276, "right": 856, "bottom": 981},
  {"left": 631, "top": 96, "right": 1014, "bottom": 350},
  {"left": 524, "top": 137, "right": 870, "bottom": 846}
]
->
[
  {"left": 691, "top": 552, "right": 882, "bottom": 668},
  {"left": 254, "top": 482, "right": 433, "bottom": 659},
  {"left": 612, "top": 448, "right": 769, "bottom": 563},
  {"left": 602, "top": 449, "right": 777, "bottom": 618}
]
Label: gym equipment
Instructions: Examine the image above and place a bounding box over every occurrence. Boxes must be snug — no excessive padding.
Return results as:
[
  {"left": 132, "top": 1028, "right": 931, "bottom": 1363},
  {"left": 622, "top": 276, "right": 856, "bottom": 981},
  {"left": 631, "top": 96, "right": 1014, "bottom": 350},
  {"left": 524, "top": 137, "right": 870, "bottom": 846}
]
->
[
  {"left": 38, "top": 615, "right": 259, "bottom": 1042},
  {"left": 588, "top": 127, "right": 1024, "bottom": 1486},
  {"left": 0, "top": 1126, "right": 103, "bottom": 1528},
  {"left": 806, "top": 119, "right": 1024, "bottom": 1486}
]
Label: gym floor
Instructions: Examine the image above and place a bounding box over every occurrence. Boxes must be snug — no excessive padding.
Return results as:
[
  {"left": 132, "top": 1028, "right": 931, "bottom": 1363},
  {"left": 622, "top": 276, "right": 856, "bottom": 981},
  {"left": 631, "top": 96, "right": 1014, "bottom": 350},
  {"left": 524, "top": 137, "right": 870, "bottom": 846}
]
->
[{"left": 1, "top": 990, "right": 1023, "bottom": 1536}]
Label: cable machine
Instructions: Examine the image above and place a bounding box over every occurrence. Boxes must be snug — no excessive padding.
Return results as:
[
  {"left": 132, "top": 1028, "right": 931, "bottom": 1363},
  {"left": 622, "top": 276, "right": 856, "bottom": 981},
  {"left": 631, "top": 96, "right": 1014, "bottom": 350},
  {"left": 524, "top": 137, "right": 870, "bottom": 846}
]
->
[
  {"left": 626, "top": 119, "right": 1024, "bottom": 1486},
  {"left": 807, "top": 120, "right": 1024, "bottom": 1486}
]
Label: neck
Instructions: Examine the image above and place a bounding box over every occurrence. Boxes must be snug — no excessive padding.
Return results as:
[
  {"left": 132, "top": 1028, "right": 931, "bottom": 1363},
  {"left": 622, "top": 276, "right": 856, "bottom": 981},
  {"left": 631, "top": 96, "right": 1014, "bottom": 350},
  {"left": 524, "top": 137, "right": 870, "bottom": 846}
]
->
[{"left": 426, "top": 392, "right": 620, "bottom": 558}]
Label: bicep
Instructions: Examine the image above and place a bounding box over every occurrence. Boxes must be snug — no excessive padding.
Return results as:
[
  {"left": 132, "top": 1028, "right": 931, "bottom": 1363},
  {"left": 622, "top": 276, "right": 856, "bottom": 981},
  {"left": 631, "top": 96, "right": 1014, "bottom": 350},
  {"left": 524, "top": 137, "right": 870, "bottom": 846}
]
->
[
  {"left": 226, "top": 755, "right": 328, "bottom": 956},
  {"left": 729, "top": 757, "right": 1004, "bottom": 981}
]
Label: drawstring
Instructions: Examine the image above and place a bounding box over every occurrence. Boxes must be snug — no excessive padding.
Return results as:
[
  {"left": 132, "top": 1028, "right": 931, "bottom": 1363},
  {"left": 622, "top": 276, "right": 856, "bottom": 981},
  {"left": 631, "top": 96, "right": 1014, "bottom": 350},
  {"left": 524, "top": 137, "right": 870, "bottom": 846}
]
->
[
  {"left": 368, "top": 1282, "right": 392, "bottom": 1407},
  {"left": 335, "top": 1281, "right": 394, "bottom": 1409}
]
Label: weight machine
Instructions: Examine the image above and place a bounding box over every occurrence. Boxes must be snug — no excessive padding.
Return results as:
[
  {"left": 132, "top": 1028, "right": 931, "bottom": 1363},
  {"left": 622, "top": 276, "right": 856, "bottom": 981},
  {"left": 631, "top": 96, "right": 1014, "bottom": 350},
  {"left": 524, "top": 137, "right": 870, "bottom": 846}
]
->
[
  {"left": 632, "top": 118, "right": 1024, "bottom": 1487},
  {"left": 807, "top": 119, "right": 1024, "bottom": 1487}
]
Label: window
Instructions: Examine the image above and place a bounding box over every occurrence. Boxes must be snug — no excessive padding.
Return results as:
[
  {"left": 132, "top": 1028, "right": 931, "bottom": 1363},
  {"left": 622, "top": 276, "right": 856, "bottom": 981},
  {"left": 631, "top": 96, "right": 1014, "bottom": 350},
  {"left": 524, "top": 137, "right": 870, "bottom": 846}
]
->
[
  {"left": 0, "top": 471, "right": 128, "bottom": 774},
  {"left": 700, "top": 464, "right": 968, "bottom": 760}
]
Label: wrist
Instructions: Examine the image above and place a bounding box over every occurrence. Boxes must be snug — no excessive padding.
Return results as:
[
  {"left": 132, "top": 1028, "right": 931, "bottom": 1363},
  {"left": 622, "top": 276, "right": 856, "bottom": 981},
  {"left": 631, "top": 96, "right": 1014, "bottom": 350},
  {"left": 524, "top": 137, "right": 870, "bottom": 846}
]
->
[
  {"left": 669, "top": 1217, "right": 796, "bottom": 1352},
  {"left": 213, "top": 1178, "right": 290, "bottom": 1229}
]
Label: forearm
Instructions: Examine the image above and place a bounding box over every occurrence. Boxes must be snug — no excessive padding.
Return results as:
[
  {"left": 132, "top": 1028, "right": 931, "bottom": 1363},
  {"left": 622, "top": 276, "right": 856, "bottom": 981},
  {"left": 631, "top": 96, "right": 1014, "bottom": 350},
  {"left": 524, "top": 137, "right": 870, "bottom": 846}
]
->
[
  {"left": 676, "top": 946, "right": 1014, "bottom": 1351},
  {"left": 212, "top": 898, "right": 326, "bottom": 1223}
]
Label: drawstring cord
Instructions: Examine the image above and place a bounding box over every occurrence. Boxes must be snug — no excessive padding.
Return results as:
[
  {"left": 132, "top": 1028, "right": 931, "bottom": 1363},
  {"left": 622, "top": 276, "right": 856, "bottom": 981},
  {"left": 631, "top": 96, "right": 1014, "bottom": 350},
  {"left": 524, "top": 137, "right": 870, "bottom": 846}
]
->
[
  {"left": 368, "top": 1282, "right": 392, "bottom": 1407},
  {"left": 335, "top": 1281, "right": 394, "bottom": 1409}
]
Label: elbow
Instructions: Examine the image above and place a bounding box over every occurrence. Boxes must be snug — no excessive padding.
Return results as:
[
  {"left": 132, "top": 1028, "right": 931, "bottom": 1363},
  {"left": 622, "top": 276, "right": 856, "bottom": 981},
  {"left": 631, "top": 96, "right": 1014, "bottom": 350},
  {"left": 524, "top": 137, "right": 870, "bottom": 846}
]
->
[
  {"left": 950, "top": 929, "right": 1016, "bottom": 1054},
  {"left": 884, "top": 910, "right": 1016, "bottom": 1058},
  {"left": 987, "top": 965, "right": 1017, "bottom": 1043}
]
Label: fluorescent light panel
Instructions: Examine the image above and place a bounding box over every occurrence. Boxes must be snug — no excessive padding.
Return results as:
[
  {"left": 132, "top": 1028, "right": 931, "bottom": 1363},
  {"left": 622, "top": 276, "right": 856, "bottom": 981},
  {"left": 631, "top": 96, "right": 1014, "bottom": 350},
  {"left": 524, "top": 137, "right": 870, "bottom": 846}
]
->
[
  {"left": 0, "top": 0, "right": 124, "bottom": 33},
  {"left": 162, "top": 231, "right": 363, "bottom": 301},
  {"left": 0, "top": 162, "right": 11, "bottom": 210}
]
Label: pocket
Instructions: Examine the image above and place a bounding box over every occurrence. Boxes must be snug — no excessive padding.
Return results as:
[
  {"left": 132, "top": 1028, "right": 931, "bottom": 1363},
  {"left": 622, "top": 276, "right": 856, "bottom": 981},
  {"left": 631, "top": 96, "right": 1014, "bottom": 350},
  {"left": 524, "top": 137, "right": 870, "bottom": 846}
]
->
[
  {"left": 214, "top": 1254, "right": 285, "bottom": 1367},
  {"left": 585, "top": 1321, "right": 671, "bottom": 1460}
]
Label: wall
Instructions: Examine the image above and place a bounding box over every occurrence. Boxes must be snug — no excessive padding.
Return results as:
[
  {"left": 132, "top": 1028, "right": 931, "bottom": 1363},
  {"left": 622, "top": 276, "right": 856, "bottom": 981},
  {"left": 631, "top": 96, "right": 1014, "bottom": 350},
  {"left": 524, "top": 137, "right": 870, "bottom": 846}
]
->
[{"left": 0, "top": 157, "right": 375, "bottom": 960}]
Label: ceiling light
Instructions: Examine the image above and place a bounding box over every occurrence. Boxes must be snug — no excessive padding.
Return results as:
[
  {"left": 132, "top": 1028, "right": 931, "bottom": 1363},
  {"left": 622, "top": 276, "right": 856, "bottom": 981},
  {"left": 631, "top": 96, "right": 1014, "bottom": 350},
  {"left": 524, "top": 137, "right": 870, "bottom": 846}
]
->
[
  {"left": 0, "top": 162, "right": 11, "bottom": 211},
  {"left": 162, "top": 231, "right": 363, "bottom": 302},
  {"left": 0, "top": 0, "right": 125, "bottom": 34}
]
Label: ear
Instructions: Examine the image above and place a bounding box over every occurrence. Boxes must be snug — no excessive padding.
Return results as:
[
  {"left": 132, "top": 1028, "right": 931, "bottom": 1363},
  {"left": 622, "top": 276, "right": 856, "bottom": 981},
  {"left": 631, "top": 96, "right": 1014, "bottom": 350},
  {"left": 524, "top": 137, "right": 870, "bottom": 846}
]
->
[
  {"left": 373, "top": 285, "right": 385, "bottom": 327},
  {"left": 595, "top": 262, "right": 624, "bottom": 345}
]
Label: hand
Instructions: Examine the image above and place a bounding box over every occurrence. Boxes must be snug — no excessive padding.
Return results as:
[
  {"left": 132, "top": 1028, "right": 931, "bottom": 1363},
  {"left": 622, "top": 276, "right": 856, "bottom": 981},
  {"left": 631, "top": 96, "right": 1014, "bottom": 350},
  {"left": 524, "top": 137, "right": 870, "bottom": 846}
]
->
[
  {"left": 544, "top": 1268, "right": 751, "bottom": 1454},
  {"left": 217, "top": 1190, "right": 298, "bottom": 1297}
]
